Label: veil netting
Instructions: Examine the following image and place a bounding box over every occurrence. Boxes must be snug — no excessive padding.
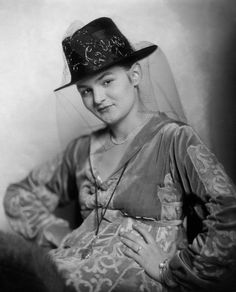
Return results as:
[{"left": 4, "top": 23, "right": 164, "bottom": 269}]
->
[{"left": 54, "top": 20, "right": 187, "bottom": 150}]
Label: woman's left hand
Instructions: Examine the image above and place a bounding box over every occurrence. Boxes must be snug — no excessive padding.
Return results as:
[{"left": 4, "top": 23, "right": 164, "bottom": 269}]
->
[{"left": 119, "top": 223, "right": 166, "bottom": 281}]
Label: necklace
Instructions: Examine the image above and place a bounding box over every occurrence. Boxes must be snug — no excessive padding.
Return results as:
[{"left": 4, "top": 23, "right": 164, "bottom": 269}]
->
[
  {"left": 79, "top": 161, "right": 128, "bottom": 260},
  {"left": 110, "top": 133, "right": 131, "bottom": 145},
  {"left": 110, "top": 116, "right": 151, "bottom": 145}
]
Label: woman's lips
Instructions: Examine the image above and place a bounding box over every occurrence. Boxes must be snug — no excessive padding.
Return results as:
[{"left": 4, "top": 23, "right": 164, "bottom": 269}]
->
[{"left": 97, "top": 105, "right": 113, "bottom": 112}]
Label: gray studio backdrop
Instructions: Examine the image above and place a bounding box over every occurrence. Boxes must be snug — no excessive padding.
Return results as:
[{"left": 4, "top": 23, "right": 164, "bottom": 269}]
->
[{"left": 0, "top": 0, "right": 235, "bottom": 230}]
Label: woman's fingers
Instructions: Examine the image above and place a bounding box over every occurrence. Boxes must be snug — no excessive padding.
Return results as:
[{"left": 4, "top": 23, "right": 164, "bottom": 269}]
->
[
  {"left": 132, "top": 224, "right": 155, "bottom": 244},
  {"left": 118, "top": 223, "right": 155, "bottom": 245},
  {"left": 121, "top": 244, "right": 141, "bottom": 263},
  {"left": 119, "top": 234, "right": 144, "bottom": 253},
  {"left": 119, "top": 224, "right": 167, "bottom": 282},
  {"left": 84, "top": 168, "right": 95, "bottom": 184},
  {"left": 119, "top": 229, "right": 138, "bottom": 242}
]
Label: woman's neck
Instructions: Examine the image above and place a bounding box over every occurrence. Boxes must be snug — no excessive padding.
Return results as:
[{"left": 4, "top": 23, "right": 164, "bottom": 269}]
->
[
  {"left": 109, "top": 111, "right": 151, "bottom": 142},
  {"left": 109, "top": 88, "right": 154, "bottom": 142}
]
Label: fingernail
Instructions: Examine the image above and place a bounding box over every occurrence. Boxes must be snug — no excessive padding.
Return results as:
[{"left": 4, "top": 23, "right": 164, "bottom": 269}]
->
[{"left": 120, "top": 244, "right": 126, "bottom": 252}]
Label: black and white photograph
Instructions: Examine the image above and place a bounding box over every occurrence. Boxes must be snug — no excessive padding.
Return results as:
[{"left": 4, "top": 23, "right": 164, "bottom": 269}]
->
[{"left": 0, "top": 0, "right": 236, "bottom": 291}]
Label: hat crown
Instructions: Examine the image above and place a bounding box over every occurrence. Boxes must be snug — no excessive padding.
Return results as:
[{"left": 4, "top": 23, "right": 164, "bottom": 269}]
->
[
  {"left": 62, "top": 17, "right": 133, "bottom": 81},
  {"left": 54, "top": 17, "right": 157, "bottom": 91}
]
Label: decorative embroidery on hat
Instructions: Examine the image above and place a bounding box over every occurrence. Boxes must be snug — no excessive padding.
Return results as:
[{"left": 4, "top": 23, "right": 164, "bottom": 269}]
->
[
  {"left": 63, "top": 29, "right": 132, "bottom": 72},
  {"left": 55, "top": 17, "right": 157, "bottom": 91}
]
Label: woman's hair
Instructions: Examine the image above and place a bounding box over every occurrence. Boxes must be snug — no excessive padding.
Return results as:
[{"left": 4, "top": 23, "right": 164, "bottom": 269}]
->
[{"left": 119, "top": 60, "right": 136, "bottom": 70}]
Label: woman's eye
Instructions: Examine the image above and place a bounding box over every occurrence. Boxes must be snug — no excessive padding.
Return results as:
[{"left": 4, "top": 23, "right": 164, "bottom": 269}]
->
[
  {"left": 81, "top": 89, "right": 92, "bottom": 97},
  {"left": 103, "top": 80, "right": 112, "bottom": 87}
]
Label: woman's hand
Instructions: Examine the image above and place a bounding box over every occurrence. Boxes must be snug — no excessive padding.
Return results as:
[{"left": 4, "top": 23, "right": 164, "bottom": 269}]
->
[
  {"left": 79, "top": 172, "right": 109, "bottom": 210},
  {"left": 119, "top": 223, "right": 166, "bottom": 281}
]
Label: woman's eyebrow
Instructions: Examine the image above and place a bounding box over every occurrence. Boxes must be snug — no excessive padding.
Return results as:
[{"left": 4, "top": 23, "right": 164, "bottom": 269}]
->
[
  {"left": 76, "top": 84, "right": 88, "bottom": 89},
  {"left": 95, "top": 71, "right": 113, "bottom": 82},
  {"left": 77, "top": 71, "right": 113, "bottom": 89}
]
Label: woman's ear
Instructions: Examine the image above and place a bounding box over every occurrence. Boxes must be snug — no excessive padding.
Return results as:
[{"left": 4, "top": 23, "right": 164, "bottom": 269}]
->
[{"left": 129, "top": 62, "right": 142, "bottom": 86}]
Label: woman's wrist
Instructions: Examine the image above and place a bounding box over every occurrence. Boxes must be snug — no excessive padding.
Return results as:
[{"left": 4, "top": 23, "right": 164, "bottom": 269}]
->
[{"left": 159, "top": 258, "right": 178, "bottom": 287}]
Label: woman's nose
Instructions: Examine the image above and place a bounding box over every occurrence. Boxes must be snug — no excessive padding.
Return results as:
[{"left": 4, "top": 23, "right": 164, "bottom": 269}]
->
[{"left": 93, "top": 87, "right": 105, "bottom": 105}]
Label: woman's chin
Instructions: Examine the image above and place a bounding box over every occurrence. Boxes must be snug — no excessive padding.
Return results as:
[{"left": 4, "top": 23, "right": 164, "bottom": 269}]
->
[
  {"left": 101, "top": 118, "right": 117, "bottom": 126},
  {"left": 96, "top": 113, "right": 119, "bottom": 126}
]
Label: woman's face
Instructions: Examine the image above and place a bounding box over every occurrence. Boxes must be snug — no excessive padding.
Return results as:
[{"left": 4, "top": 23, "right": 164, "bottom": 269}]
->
[{"left": 76, "top": 65, "right": 140, "bottom": 126}]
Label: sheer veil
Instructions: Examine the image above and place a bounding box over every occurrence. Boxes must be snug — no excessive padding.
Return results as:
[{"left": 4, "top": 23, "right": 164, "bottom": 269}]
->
[{"left": 55, "top": 21, "right": 187, "bottom": 150}]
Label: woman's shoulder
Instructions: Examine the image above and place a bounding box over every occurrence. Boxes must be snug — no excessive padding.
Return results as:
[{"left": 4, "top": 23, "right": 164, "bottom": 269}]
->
[
  {"left": 161, "top": 120, "right": 197, "bottom": 138},
  {"left": 158, "top": 119, "right": 205, "bottom": 152}
]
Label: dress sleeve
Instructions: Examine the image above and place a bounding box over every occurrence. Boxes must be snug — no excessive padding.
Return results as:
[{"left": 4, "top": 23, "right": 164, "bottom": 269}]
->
[
  {"left": 165, "top": 125, "right": 236, "bottom": 291},
  {"left": 3, "top": 138, "right": 81, "bottom": 248}
]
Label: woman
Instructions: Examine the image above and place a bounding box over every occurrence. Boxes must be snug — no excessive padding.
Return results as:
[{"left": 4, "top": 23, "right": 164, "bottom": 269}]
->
[{"left": 3, "top": 17, "right": 236, "bottom": 291}]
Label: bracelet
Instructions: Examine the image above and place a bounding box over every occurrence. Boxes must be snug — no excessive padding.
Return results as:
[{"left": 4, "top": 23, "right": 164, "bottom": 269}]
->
[
  {"left": 159, "top": 259, "right": 178, "bottom": 288},
  {"left": 159, "top": 259, "right": 169, "bottom": 283}
]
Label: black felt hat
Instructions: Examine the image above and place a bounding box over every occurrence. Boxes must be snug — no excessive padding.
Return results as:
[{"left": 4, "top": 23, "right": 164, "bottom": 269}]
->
[{"left": 54, "top": 17, "right": 157, "bottom": 91}]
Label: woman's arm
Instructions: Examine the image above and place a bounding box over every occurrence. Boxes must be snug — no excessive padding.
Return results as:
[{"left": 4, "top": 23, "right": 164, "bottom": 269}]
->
[
  {"left": 168, "top": 125, "right": 236, "bottom": 291},
  {"left": 3, "top": 138, "right": 83, "bottom": 248}
]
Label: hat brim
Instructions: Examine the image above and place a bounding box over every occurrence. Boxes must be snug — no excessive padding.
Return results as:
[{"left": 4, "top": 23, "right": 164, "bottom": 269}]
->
[{"left": 54, "top": 44, "right": 157, "bottom": 92}]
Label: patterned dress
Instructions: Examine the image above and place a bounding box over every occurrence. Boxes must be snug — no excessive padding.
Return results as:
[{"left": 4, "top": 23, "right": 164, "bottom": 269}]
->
[{"left": 4, "top": 113, "right": 236, "bottom": 291}]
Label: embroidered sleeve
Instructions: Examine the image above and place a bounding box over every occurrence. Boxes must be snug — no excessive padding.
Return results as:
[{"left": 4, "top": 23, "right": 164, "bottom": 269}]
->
[
  {"left": 166, "top": 125, "right": 236, "bottom": 290},
  {"left": 3, "top": 138, "right": 80, "bottom": 248}
]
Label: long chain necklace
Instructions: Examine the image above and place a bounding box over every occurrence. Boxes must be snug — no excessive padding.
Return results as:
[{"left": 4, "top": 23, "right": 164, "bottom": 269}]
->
[{"left": 79, "top": 161, "right": 128, "bottom": 260}]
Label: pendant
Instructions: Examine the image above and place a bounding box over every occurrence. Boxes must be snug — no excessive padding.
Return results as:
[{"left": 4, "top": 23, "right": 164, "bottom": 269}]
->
[
  {"left": 79, "top": 236, "right": 97, "bottom": 260},
  {"left": 80, "top": 246, "right": 93, "bottom": 260}
]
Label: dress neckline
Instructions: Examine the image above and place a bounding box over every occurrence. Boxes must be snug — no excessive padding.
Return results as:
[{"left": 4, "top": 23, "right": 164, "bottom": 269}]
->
[{"left": 89, "top": 113, "right": 172, "bottom": 184}]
